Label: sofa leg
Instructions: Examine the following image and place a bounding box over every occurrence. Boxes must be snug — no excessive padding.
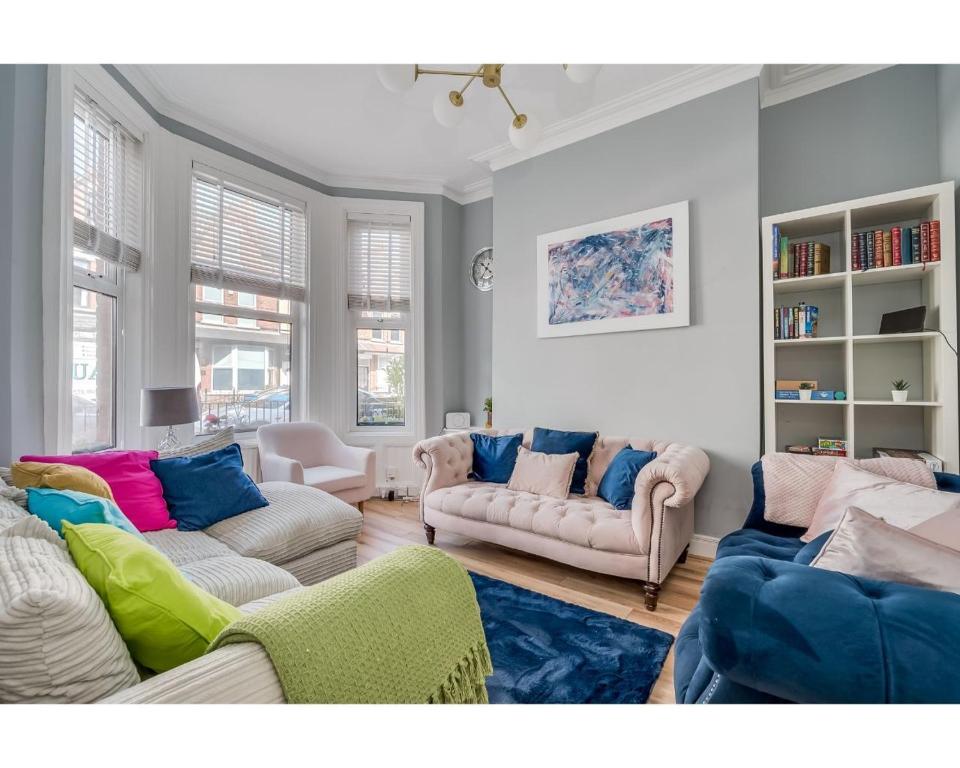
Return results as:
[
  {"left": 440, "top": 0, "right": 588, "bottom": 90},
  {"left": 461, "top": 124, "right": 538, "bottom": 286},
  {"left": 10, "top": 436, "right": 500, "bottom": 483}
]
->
[
  {"left": 357, "top": 501, "right": 364, "bottom": 514},
  {"left": 424, "top": 524, "right": 436, "bottom": 545},
  {"left": 677, "top": 545, "right": 689, "bottom": 564},
  {"left": 642, "top": 582, "right": 661, "bottom": 612}
]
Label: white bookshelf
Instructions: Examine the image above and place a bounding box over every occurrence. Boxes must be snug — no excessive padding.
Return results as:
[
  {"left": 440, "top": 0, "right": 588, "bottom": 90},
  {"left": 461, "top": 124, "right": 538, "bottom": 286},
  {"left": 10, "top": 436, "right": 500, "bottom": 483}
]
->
[{"left": 762, "top": 182, "right": 958, "bottom": 470}]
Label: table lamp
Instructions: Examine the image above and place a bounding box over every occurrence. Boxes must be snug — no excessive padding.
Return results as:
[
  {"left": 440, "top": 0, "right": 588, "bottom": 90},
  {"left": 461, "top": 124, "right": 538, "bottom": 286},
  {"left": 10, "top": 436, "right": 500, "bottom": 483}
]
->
[{"left": 141, "top": 386, "right": 200, "bottom": 452}]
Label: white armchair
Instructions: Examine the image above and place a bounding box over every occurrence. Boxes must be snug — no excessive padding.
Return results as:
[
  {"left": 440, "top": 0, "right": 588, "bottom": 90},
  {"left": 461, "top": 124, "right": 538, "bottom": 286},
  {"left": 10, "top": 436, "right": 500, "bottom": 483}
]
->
[{"left": 257, "top": 422, "right": 376, "bottom": 508}]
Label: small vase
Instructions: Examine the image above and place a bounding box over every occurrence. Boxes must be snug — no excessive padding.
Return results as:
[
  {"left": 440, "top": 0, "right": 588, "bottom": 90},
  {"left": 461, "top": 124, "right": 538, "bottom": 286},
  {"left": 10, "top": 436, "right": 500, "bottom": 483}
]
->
[
  {"left": 485, "top": 412, "right": 492, "bottom": 428},
  {"left": 799, "top": 390, "right": 813, "bottom": 401},
  {"left": 892, "top": 390, "right": 909, "bottom": 403}
]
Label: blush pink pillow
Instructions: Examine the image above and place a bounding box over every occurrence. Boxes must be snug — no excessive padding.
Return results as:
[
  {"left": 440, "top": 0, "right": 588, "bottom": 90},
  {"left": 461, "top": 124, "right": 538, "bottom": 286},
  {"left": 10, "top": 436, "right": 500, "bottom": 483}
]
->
[{"left": 19, "top": 450, "right": 174, "bottom": 532}]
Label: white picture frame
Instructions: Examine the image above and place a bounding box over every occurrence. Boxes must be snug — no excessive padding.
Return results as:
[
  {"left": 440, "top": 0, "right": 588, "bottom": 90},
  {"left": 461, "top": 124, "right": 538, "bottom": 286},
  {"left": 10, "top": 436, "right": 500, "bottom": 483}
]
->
[{"left": 536, "top": 200, "right": 690, "bottom": 338}]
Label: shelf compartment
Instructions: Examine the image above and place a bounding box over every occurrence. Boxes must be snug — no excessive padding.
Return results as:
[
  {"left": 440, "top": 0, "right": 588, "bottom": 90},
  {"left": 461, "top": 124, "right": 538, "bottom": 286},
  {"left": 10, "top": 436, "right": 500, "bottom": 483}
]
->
[
  {"left": 775, "top": 400, "right": 847, "bottom": 454},
  {"left": 851, "top": 261, "right": 941, "bottom": 286},
  {"left": 852, "top": 403, "right": 930, "bottom": 461}
]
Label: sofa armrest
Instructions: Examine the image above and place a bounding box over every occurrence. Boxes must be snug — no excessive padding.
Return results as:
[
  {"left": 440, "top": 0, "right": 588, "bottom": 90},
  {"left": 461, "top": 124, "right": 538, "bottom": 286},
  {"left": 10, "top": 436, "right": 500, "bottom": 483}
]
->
[
  {"left": 99, "top": 643, "right": 285, "bottom": 704},
  {"left": 260, "top": 453, "right": 304, "bottom": 484},
  {"left": 698, "top": 556, "right": 960, "bottom": 703},
  {"left": 634, "top": 443, "right": 710, "bottom": 510},
  {"left": 413, "top": 433, "right": 474, "bottom": 517}
]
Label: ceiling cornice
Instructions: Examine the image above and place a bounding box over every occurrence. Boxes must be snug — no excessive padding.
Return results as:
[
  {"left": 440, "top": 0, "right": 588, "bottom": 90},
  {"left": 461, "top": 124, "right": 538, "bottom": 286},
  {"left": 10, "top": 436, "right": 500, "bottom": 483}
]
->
[
  {"left": 470, "top": 64, "right": 763, "bottom": 172},
  {"left": 760, "top": 64, "right": 892, "bottom": 108}
]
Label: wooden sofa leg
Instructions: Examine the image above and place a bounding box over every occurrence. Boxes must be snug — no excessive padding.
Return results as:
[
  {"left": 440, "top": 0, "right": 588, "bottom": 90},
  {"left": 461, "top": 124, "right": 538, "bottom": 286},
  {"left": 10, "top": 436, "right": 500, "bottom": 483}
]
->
[
  {"left": 424, "top": 524, "right": 436, "bottom": 545},
  {"left": 357, "top": 501, "right": 364, "bottom": 514},
  {"left": 677, "top": 545, "right": 689, "bottom": 564},
  {"left": 642, "top": 582, "right": 661, "bottom": 612}
]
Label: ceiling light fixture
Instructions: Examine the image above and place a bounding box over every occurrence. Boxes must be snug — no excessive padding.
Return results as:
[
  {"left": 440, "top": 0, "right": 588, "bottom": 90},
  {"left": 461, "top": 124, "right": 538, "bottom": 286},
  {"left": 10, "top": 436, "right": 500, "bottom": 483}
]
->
[{"left": 376, "top": 64, "right": 601, "bottom": 151}]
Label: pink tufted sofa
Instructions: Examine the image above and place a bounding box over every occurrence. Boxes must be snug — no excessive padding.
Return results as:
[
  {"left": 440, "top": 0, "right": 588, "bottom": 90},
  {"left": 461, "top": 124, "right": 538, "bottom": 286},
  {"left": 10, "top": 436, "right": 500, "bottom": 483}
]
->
[{"left": 413, "top": 429, "right": 710, "bottom": 610}]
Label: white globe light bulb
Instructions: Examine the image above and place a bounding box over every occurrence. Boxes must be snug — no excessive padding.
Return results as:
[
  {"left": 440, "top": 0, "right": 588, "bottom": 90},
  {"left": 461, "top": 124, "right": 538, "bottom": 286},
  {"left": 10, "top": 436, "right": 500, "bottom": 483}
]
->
[
  {"left": 508, "top": 113, "right": 542, "bottom": 151},
  {"left": 376, "top": 64, "right": 416, "bottom": 93},
  {"left": 564, "top": 64, "right": 602, "bottom": 84},
  {"left": 433, "top": 90, "right": 465, "bottom": 128}
]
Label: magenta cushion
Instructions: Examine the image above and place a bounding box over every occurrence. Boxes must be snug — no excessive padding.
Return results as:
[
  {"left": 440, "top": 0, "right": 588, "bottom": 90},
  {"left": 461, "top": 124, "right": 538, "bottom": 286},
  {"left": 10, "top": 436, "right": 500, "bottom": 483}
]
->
[{"left": 19, "top": 450, "right": 174, "bottom": 532}]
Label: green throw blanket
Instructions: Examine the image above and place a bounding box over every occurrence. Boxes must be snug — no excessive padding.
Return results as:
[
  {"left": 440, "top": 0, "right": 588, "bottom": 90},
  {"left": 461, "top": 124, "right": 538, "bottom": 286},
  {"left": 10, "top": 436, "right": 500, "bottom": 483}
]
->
[{"left": 208, "top": 545, "right": 492, "bottom": 703}]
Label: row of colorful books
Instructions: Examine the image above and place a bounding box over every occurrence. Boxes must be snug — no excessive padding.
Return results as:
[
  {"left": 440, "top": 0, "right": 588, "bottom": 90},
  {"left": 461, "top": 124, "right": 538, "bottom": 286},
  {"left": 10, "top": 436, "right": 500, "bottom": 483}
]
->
[
  {"left": 771, "top": 226, "right": 832, "bottom": 279},
  {"left": 774, "top": 303, "right": 819, "bottom": 340},
  {"left": 852, "top": 221, "right": 941, "bottom": 270},
  {"left": 785, "top": 438, "right": 848, "bottom": 457}
]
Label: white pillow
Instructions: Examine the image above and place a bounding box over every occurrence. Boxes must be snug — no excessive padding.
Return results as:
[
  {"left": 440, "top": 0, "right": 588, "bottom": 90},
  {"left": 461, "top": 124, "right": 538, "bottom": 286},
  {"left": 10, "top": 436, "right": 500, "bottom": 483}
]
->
[
  {"left": 507, "top": 447, "right": 578, "bottom": 499},
  {"left": 812, "top": 507, "right": 960, "bottom": 595},
  {"left": 804, "top": 461, "right": 960, "bottom": 542}
]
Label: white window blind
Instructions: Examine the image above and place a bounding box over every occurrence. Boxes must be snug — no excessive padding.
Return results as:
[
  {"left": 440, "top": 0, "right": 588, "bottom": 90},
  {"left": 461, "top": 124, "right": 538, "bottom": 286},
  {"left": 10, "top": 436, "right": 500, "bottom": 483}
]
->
[
  {"left": 190, "top": 167, "right": 307, "bottom": 301},
  {"left": 73, "top": 90, "right": 143, "bottom": 271},
  {"left": 346, "top": 213, "right": 412, "bottom": 312}
]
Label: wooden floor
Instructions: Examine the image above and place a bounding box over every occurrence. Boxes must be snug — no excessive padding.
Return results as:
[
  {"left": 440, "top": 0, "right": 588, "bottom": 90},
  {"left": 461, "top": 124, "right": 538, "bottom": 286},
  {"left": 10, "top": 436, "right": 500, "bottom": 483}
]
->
[{"left": 357, "top": 498, "right": 710, "bottom": 704}]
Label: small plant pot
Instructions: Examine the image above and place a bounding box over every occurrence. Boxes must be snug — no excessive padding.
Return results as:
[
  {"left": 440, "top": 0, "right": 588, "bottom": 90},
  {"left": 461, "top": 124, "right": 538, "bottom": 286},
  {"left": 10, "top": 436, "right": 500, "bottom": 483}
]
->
[
  {"left": 892, "top": 390, "right": 909, "bottom": 403},
  {"left": 799, "top": 390, "right": 813, "bottom": 401}
]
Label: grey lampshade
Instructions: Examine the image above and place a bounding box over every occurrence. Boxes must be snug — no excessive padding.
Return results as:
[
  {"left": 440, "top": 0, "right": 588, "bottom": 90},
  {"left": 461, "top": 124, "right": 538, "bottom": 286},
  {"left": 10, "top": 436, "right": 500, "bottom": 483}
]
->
[{"left": 141, "top": 386, "right": 200, "bottom": 427}]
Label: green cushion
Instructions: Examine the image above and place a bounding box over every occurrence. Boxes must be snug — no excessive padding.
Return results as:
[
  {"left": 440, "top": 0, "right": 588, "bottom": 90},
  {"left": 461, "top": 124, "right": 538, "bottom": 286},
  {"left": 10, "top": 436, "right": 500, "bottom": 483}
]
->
[{"left": 63, "top": 521, "right": 242, "bottom": 672}]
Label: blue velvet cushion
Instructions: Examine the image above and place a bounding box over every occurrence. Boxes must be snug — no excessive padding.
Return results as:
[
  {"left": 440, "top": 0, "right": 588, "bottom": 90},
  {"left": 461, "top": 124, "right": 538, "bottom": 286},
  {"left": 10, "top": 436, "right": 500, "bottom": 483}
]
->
[
  {"left": 530, "top": 427, "right": 598, "bottom": 495},
  {"left": 26, "top": 487, "right": 143, "bottom": 538},
  {"left": 150, "top": 443, "right": 268, "bottom": 532},
  {"left": 470, "top": 433, "right": 522, "bottom": 483},
  {"left": 597, "top": 446, "right": 657, "bottom": 510},
  {"left": 793, "top": 530, "right": 832, "bottom": 564}
]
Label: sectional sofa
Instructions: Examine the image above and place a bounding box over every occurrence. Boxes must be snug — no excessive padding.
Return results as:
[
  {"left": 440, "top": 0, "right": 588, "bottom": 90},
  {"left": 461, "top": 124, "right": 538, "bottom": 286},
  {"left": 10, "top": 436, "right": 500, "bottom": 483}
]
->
[{"left": 0, "top": 477, "right": 362, "bottom": 703}]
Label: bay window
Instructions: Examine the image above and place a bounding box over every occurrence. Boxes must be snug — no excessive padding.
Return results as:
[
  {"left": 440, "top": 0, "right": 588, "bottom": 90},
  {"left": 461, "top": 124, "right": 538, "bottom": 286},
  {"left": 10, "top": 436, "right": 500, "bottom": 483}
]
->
[
  {"left": 70, "top": 90, "right": 142, "bottom": 452},
  {"left": 189, "top": 163, "right": 306, "bottom": 434}
]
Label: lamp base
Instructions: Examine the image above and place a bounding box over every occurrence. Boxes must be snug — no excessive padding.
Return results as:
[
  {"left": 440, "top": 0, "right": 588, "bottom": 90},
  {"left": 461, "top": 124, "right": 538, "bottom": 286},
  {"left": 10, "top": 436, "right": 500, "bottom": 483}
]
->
[{"left": 157, "top": 426, "right": 181, "bottom": 454}]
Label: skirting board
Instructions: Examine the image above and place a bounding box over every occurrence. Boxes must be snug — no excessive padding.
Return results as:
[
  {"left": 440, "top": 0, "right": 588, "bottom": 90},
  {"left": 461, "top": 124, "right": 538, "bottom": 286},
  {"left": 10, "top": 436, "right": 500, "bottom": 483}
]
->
[{"left": 689, "top": 534, "right": 719, "bottom": 560}]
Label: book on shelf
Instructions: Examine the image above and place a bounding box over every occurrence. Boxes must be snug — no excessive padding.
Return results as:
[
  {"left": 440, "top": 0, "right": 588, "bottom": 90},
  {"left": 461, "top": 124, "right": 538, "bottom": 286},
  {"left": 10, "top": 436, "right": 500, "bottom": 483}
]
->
[
  {"left": 853, "top": 221, "right": 939, "bottom": 271},
  {"left": 818, "top": 437, "right": 847, "bottom": 452},
  {"left": 772, "top": 224, "right": 780, "bottom": 277},
  {"left": 773, "top": 238, "right": 831, "bottom": 278},
  {"left": 776, "top": 379, "right": 818, "bottom": 390},
  {"left": 872, "top": 447, "right": 943, "bottom": 472},
  {"left": 774, "top": 303, "right": 818, "bottom": 340},
  {"left": 775, "top": 390, "right": 800, "bottom": 400}
]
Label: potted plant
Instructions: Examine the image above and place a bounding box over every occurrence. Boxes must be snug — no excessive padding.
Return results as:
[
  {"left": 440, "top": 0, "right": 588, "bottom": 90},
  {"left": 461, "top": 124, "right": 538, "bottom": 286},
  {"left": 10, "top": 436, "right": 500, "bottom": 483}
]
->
[
  {"left": 483, "top": 397, "right": 493, "bottom": 429},
  {"left": 799, "top": 382, "right": 814, "bottom": 401},
  {"left": 891, "top": 379, "right": 910, "bottom": 403}
]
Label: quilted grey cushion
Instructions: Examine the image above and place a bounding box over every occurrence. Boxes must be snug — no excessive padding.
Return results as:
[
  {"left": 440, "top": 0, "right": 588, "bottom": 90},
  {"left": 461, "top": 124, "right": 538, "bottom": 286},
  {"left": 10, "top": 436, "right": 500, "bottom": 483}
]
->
[
  {"left": 142, "top": 529, "right": 235, "bottom": 566},
  {"left": 158, "top": 427, "right": 236, "bottom": 459},
  {"left": 0, "top": 473, "right": 28, "bottom": 510},
  {"left": 0, "top": 531, "right": 139, "bottom": 702},
  {"left": 179, "top": 556, "right": 301, "bottom": 606},
  {"left": 204, "top": 482, "right": 362, "bottom": 564}
]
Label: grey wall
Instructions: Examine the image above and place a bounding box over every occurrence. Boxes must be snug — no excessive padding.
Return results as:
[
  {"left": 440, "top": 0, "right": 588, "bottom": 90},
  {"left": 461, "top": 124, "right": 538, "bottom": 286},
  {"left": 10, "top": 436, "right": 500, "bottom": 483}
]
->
[
  {"left": 460, "top": 198, "right": 494, "bottom": 426},
  {"left": 0, "top": 65, "right": 46, "bottom": 466},
  {"left": 492, "top": 79, "right": 761, "bottom": 538},
  {"left": 940, "top": 66, "right": 960, "bottom": 261},
  {"left": 761, "top": 66, "right": 941, "bottom": 216}
]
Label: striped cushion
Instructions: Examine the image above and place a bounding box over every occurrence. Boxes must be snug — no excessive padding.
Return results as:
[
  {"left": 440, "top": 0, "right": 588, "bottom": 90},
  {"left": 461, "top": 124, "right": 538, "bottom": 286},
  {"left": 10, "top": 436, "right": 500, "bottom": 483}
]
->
[
  {"left": 0, "top": 533, "right": 139, "bottom": 702},
  {"left": 180, "top": 556, "right": 301, "bottom": 606},
  {"left": 158, "top": 427, "right": 236, "bottom": 459},
  {"left": 0, "top": 472, "right": 28, "bottom": 510},
  {"left": 142, "top": 529, "right": 236, "bottom": 566},
  {"left": 205, "top": 482, "right": 363, "bottom": 565},
  {"left": 278, "top": 539, "right": 358, "bottom": 585}
]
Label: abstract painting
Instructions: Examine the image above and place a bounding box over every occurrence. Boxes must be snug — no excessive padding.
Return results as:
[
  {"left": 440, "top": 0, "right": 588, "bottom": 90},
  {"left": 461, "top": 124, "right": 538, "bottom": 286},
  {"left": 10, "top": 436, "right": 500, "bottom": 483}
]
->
[{"left": 536, "top": 201, "right": 689, "bottom": 338}]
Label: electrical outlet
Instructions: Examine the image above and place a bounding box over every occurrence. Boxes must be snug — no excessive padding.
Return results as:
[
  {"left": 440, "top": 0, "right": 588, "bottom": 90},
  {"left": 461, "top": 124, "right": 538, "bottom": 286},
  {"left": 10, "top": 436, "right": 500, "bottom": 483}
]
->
[{"left": 386, "top": 466, "right": 397, "bottom": 481}]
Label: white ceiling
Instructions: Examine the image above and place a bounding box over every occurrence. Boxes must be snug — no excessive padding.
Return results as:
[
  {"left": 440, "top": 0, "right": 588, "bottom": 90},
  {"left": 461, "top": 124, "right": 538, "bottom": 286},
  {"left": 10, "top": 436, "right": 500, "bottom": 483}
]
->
[{"left": 116, "top": 64, "right": 886, "bottom": 202}]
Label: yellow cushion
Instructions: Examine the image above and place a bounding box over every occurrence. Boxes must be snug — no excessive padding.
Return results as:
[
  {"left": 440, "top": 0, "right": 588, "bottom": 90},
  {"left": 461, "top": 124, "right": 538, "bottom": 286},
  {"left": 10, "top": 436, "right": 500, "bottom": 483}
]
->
[
  {"left": 12, "top": 461, "right": 115, "bottom": 501},
  {"left": 62, "top": 521, "right": 242, "bottom": 672}
]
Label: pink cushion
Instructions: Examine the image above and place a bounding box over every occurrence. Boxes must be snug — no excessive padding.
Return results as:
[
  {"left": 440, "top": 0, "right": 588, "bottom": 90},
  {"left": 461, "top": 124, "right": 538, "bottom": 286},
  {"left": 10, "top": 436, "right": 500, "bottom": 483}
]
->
[{"left": 19, "top": 450, "right": 174, "bottom": 532}]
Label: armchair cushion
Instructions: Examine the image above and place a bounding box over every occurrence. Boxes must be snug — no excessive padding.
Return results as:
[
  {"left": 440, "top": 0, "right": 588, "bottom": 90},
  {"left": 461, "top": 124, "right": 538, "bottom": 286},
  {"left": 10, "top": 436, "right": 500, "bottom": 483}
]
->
[{"left": 302, "top": 465, "right": 367, "bottom": 494}]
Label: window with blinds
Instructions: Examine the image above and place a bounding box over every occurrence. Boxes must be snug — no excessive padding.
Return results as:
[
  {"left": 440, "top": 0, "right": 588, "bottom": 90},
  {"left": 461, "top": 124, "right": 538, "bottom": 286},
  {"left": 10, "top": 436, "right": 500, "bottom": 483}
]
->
[
  {"left": 346, "top": 214, "right": 412, "bottom": 312},
  {"left": 73, "top": 90, "right": 143, "bottom": 271},
  {"left": 190, "top": 167, "right": 307, "bottom": 302}
]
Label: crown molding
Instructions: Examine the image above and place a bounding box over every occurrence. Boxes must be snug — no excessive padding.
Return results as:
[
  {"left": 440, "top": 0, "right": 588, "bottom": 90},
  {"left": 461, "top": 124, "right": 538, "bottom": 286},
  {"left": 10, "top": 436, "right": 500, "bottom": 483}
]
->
[
  {"left": 456, "top": 178, "right": 494, "bottom": 205},
  {"left": 760, "top": 64, "right": 892, "bottom": 108},
  {"left": 470, "top": 64, "right": 763, "bottom": 172}
]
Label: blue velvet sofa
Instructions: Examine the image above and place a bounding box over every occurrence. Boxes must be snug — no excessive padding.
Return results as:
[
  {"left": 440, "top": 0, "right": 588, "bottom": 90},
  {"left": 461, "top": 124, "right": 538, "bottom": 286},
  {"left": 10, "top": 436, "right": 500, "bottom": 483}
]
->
[{"left": 675, "top": 463, "right": 960, "bottom": 703}]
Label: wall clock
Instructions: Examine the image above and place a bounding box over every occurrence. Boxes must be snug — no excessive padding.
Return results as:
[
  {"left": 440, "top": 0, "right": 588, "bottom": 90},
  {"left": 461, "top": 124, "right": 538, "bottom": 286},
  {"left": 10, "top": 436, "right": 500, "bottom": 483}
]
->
[{"left": 469, "top": 247, "right": 494, "bottom": 291}]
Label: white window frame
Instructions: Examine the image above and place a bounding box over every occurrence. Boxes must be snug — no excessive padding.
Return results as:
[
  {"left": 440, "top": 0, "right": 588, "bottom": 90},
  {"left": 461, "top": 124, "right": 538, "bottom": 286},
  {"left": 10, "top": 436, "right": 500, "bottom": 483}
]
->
[
  {"left": 42, "top": 65, "right": 154, "bottom": 453},
  {"left": 186, "top": 157, "right": 310, "bottom": 432},
  {"left": 336, "top": 198, "right": 425, "bottom": 445}
]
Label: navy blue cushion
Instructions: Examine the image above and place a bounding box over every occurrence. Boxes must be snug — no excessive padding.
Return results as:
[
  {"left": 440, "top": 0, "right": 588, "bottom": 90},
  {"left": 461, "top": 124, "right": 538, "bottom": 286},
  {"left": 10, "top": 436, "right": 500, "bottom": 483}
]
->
[
  {"left": 716, "top": 527, "right": 805, "bottom": 562},
  {"left": 793, "top": 530, "right": 832, "bottom": 565},
  {"left": 470, "top": 433, "right": 522, "bottom": 483},
  {"left": 150, "top": 443, "right": 268, "bottom": 532},
  {"left": 936, "top": 471, "right": 960, "bottom": 493},
  {"left": 531, "top": 427, "right": 597, "bottom": 495},
  {"left": 597, "top": 446, "right": 657, "bottom": 510}
]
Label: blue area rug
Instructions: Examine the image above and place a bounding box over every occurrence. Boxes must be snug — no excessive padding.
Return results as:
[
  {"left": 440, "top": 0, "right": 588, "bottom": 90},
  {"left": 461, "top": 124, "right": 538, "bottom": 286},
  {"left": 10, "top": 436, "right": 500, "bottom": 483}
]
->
[{"left": 470, "top": 573, "right": 674, "bottom": 704}]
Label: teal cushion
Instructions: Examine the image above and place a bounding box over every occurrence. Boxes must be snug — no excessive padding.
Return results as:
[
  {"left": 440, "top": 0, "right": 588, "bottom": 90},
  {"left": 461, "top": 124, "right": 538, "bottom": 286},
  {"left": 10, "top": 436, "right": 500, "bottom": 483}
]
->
[{"left": 26, "top": 487, "right": 143, "bottom": 538}]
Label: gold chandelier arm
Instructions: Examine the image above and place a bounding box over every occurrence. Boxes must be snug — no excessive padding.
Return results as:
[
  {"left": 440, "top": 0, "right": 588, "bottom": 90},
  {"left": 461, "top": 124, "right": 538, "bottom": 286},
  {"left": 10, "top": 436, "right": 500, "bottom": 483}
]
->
[
  {"left": 415, "top": 65, "right": 485, "bottom": 79},
  {"left": 496, "top": 85, "right": 521, "bottom": 119},
  {"left": 458, "top": 67, "right": 484, "bottom": 96}
]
